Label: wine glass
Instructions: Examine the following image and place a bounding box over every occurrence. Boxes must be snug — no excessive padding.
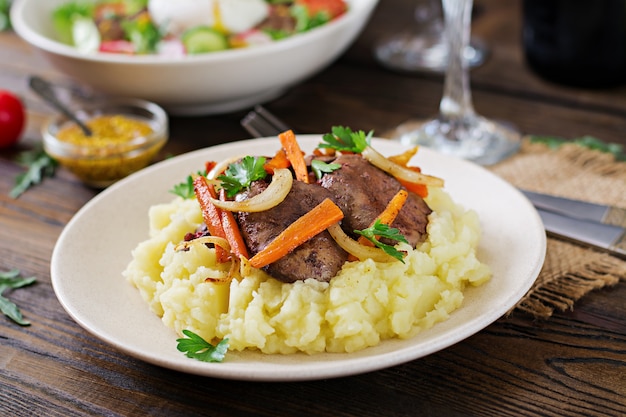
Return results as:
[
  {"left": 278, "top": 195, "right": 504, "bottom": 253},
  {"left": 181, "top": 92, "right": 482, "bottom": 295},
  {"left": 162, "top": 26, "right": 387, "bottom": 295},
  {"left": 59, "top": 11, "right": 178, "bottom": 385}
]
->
[
  {"left": 394, "top": 0, "right": 521, "bottom": 165},
  {"left": 374, "top": 0, "right": 488, "bottom": 73}
]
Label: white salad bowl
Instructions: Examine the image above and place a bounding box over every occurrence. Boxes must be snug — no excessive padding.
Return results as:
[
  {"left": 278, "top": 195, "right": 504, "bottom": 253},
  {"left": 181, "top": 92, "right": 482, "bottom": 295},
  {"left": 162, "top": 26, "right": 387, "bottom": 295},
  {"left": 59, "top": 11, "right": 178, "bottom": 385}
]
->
[{"left": 11, "top": 0, "right": 378, "bottom": 115}]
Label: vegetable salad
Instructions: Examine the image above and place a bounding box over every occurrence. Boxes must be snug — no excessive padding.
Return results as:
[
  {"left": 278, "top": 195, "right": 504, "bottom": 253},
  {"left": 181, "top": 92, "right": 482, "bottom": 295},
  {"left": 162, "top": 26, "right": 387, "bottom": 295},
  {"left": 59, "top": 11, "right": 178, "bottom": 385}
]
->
[{"left": 52, "top": 0, "right": 348, "bottom": 56}]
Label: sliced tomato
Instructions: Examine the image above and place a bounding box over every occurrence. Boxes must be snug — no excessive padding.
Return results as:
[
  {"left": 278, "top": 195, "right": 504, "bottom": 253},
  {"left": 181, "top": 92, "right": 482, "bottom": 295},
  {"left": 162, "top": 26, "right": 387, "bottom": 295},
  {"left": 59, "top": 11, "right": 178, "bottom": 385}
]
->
[
  {"left": 296, "top": 0, "right": 348, "bottom": 19},
  {"left": 99, "top": 40, "right": 135, "bottom": 54}
]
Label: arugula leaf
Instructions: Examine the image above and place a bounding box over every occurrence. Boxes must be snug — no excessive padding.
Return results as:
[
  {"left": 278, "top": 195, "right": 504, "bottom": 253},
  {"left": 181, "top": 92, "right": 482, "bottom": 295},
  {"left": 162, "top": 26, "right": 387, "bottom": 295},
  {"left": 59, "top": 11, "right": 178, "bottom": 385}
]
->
[
  {"left": 0, "top": 269, "right": 37, "bottom": 326},
  {"left": 176, "top": 330, "right": 229, "bottom": 362},
  {"left": 318, "top": 126, "right": 372, "bottom": 153},
  {"left": 218, "top": 156, "right": 267, "bottom": 197},
  {"left": 10, "top": 148, "right": 58, "bottom": 199},
  {"left": 122, "top": 16, "right": 161, "bottom": 54},
  {"left": 169, "top": 171, "right": 205, "bottom": 199},
  {"left": 354, "top": 220, "right": 408, "bottom": 263},
  {"left": 291, "top": 4, "right": 331, "bottom": 32},
  {"left": 311, "top": 159, "right": 341, "bottom": 180},
  {"left": 52, "top": 1, "right": 94, "bottom": 44}
]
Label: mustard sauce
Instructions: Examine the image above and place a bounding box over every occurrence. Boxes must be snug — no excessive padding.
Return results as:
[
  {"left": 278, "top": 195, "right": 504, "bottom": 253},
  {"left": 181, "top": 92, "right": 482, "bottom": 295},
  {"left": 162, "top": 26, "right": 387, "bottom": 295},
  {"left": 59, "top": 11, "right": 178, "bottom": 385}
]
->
[
  {"left": 57, "top": 115, "right": 153, "bottom": 146},
  {"left": 49, "top": 114, "right": 165, "bottom": 188}
]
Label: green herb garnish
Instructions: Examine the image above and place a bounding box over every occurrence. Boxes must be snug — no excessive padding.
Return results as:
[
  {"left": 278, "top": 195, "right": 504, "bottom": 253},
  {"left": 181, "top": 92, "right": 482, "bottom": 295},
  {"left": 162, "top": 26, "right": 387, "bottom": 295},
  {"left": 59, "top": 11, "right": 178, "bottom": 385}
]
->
[
  {"left": 529, "top": 134, "right": 625, "bottom": 161},
  {"left": 0, "top": 0, "right": 11, "bottom": 31},
  {"left": 10, "top": 147, "right": 58, "bottom": 199},
  {"left": 0, "top": 269, "right": 37, "bottom": 326},
  {"left": 318, "top": 126, "right": 372, "bottom": 153},
  {"left": 354, "top": 220, "right": 408, "bottom": 263},
  {"left": 218, "top": 156, "right": 267, "bottom": 197},
  {"left": 311, "top": 159, "right": 341, "bottom": 180},
  {"left": 176, "top": 330, "right": 229, "bottom": 362},
  {"left": 169, "top": 171, "right": 206, "bottom": 199}
]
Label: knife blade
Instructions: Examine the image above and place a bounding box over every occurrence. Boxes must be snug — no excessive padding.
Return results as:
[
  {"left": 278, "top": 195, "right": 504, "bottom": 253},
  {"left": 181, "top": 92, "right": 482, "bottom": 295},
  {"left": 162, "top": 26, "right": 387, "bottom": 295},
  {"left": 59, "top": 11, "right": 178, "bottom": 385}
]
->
[
  {"left": 536, "top": 208, "right": 626, "bottom": 258},
  {"left": 521, "top": 189, "right": 626, "bottom": 228}
]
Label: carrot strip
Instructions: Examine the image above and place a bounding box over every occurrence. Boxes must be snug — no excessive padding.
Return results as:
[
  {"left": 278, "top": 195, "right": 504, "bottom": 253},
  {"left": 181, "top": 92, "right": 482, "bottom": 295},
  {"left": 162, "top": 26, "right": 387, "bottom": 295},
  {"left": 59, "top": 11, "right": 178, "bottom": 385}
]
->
[
  {"left": 204, "top": 161, "right": 217, "bottom": 174},
  {"left": 193, "top": 176, "right": 230, "bottom": 263},
  {"left": 399, "top": 179, "right": 428, "bottom": 198},
  {"left": 264, "top": 148, "right": 291, "bottom": 174},
  {"left": 348, "top": 189, "right": 408, "bottom": 261},
  {"left": 388, "top": 147, "right": 418, "bottom": 167},
  {"left": 248, "top": 198, "right": 344, "bottom": 269},
  {"left": 279, "top": 129, "right": 309, "bottom": 183},
  {"left": 399, "top": 166, "right": 429, "bottom": 197},
  {"left": 219, "top": 188, "right": 249, "bottom": 259}
]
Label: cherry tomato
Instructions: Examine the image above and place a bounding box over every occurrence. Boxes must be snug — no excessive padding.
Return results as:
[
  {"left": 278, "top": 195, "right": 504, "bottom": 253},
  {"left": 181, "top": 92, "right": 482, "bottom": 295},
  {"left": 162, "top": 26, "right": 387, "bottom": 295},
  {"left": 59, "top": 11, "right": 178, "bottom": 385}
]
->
[
  {"left": 0, "top": 90, "right": 26, "bottom": 149},
  {"left": 296, "top": 0, "right": 348, "bottom": 19}
]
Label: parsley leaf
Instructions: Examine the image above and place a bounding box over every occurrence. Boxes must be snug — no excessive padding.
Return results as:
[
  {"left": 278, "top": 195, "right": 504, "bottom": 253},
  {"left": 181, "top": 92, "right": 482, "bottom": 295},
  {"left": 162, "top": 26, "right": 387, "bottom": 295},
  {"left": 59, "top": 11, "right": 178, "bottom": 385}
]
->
[
  {"left": 311, "top": 159, "right": 341, "bottom": 180},
  {"left": 318, "top": 126, "right": 372, "bottom": 153},
  {"left": 176, "top": 329, "right": 229, "bottom": 362},
  {"left": 0, "top": 269, "right": 37, "bottom": 326},
  {"left": 10, "top": 147, "right": 58, "bottom": 199},
  {"left": 218, "top": 156, "right": 267, "bottom": 197},
  {"left": 354, "top": 220, "right": 408, "bottom": 263},
  {"left": 170, "top": 171, "right": 205, "bottom": 199}
]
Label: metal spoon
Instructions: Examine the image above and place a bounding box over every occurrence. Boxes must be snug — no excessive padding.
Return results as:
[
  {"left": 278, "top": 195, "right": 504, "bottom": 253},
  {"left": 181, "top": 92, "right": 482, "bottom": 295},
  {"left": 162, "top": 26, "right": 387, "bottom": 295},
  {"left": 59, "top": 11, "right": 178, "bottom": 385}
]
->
[{"left": 28, "top": 75, "right": 93, "bottom": 136}]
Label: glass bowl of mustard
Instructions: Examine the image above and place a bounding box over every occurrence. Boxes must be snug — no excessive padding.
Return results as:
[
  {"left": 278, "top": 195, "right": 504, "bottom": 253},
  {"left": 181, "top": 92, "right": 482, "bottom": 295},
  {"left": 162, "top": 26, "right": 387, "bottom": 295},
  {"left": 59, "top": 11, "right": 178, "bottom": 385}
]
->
[{"left": 42, "top": 98, "right": 168, "bottom": 188}]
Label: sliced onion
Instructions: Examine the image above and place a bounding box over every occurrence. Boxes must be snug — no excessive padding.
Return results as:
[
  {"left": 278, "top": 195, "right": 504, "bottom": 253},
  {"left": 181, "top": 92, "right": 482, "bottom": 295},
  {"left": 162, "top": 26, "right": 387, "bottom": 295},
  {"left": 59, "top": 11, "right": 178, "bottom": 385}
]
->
[
  {"left": 209, "top": 168, "right": 293, "bottom": 212},
  {"left": 175, "top": 236, "right": 231, "bottom": 252},
  {"left": 327, "top": 224, "right": 398, "bottom": 263},
  {"left": 362, "top": 146, "right": 444, "bottom": 187},
  {"left": 207, "top": 154, "right": 247, "bottom": 180}
]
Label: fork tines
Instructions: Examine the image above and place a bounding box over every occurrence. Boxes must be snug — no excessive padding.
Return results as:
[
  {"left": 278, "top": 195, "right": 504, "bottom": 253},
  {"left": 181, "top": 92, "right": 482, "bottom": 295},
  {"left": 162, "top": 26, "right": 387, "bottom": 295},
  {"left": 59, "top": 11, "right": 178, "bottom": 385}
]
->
[{"left": 241, "top": 105, "right": 291, "bottom": 138}]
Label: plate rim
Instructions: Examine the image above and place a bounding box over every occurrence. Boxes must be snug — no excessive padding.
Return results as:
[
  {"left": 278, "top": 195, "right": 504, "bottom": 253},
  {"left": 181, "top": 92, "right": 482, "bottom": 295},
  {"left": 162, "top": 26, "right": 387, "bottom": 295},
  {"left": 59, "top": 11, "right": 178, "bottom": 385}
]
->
[{"left": 51, "top": 135, "right": 546, "bottom": 381}]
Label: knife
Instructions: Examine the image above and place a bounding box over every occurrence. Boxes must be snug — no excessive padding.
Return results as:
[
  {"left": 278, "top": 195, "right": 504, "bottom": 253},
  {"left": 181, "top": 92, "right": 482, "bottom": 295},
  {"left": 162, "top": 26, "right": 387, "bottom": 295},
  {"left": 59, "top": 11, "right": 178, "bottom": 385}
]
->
[
  {"left": 521, "top": 189, "right": 626, "bottom": 228},
  {"left": 536, "top": 208, "right": 626, "bottom": 258}
]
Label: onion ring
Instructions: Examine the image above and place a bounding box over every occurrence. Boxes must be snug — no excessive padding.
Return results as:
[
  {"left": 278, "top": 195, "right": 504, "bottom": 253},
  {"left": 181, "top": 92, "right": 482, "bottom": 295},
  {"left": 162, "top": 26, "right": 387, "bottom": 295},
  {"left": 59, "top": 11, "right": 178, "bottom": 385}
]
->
[
  {"left": 362, "top": 146, "right": 444, "bottom": 187},
  {"left": 174, "top": 236, "right": 231, "bottom": 252},
  {"left": 327, "top": 224, "right": 398, "bottom": 263},
  {"left": 209, "top": 168, "right": 293, "bottom": 212}
]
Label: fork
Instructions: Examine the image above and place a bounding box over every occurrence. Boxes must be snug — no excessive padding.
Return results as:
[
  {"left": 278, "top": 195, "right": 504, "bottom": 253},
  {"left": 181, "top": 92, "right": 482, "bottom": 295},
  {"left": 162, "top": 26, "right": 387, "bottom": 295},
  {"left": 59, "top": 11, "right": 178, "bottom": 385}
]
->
[{"left": 240, "top": 105, "right": 292, "bottom": 138}]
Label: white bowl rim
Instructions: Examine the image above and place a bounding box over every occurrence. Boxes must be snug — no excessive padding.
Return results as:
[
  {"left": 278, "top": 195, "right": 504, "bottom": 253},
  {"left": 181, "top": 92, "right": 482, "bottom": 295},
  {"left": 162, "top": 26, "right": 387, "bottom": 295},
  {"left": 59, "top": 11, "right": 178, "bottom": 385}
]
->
[{"left": 11, "top": 0, "right": 378, "bottom": 66}]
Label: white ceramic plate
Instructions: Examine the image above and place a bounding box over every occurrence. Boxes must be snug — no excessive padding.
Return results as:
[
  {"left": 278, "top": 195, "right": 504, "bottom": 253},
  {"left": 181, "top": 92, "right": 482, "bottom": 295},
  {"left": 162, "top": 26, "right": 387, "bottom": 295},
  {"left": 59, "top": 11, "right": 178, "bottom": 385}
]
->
[{"left": 51, "top": 136, "right": 546, "bottom": 381}]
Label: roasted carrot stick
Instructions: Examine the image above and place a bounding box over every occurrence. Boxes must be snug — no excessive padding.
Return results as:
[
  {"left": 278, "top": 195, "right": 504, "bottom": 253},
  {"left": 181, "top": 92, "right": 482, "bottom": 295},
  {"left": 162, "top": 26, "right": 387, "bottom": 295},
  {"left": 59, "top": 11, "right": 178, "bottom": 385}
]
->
[
  {"left": 348, "top": 189, "right": 408, "bottom": 261},
  {"left": 399, "top": 179, "right": 428, "bottom": 198},
  {"left": 193, "top": 176, "right": 230, "bottom": 263},
  {"left": 248, "top": 198, "right": 344, "bottom": 269},
  {"left": 398, "top": 165, "right": 429, "bottom": 198},
  {"left": 264, "top": 148, "right": 291, "bottom": 174},
  {"left": 219, "top": 188, "right": 249, "bottom": 259},
  {"left": 279, "top": 129, "right": 309, "bottom": 183}
]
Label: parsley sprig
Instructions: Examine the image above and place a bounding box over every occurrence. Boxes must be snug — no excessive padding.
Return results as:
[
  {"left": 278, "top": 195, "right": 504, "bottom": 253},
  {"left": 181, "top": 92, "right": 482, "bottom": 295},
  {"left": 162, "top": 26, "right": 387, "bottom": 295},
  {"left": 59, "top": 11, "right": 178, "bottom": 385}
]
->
[
  {"left": 10, "top": 147, "right": 58, "bottom": 199},
  {"left": 218, "top": 156, "right": 267, "bottom": 197},
  {"left": 355, "top": 220, "right": 408, "bottom": 263},
  {"left": 169, "top": 170, "right": 206, "bottom": 199},
  {"left": 318, "top": 126, "right": 373, "bottom": 153},
  {"left": 0, "top": 269, "right": 37, "bottom": 326},
  {"left": 311, "top": 159, "right": 341, "bottom": 180},
  {"left": 176, "top": 329, "right": 229, "bottom": 362}
]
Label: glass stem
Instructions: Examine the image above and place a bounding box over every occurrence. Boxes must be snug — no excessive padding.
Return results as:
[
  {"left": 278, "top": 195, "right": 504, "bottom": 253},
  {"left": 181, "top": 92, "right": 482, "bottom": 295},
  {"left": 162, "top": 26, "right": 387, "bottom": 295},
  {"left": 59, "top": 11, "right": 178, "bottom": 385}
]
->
[{"left": 439, "top": 0, "right": 475, "bottom": 121}]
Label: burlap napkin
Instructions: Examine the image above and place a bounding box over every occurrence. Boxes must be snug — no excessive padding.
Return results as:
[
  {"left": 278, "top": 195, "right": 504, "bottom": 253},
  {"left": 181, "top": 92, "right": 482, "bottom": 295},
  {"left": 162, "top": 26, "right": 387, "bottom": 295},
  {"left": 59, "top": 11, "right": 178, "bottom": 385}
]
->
[
  {"left": 384, "top": 125, "right": 626, "bottom": 319},
  {"left": 490, "top": 138, "right": 626, "bottom": 318}
]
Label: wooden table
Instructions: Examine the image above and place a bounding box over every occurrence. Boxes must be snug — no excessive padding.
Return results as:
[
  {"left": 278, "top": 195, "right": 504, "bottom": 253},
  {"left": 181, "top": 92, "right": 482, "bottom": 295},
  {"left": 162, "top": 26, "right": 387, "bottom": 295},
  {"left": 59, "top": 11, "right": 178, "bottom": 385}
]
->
[{"left": 1, "top": 1, "right": 625, "bottom": 416}]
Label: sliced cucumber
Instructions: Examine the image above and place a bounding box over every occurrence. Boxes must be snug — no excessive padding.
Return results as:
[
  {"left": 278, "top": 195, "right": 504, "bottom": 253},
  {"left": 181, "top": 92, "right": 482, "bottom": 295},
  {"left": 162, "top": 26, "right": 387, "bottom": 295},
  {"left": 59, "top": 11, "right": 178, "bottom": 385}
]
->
[{"left": 181, "top": 26, "right": 228, "bottom": 54}]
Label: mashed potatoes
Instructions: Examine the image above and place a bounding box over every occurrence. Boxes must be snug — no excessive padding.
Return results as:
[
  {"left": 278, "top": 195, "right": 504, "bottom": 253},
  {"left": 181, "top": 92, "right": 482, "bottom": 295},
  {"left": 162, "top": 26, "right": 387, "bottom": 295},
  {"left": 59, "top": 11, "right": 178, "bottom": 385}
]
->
[{"left": 123, "top": 187, "right": 491, "bottom": 354}]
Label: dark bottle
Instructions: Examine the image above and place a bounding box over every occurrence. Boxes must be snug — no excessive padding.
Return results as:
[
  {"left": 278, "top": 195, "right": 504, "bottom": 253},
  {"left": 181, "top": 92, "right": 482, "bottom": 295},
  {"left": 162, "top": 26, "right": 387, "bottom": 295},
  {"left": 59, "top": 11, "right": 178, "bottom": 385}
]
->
[{"left": 522, "top": 0, "right": 626, "bottom": 88}]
